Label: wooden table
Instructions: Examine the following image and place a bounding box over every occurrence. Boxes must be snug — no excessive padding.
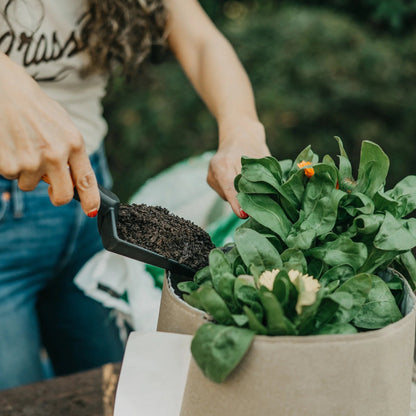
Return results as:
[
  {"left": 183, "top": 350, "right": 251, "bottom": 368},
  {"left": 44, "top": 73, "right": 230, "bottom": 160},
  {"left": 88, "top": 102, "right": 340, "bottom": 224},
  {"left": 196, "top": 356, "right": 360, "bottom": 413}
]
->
[{"left": 0, "top": 363, "right": 121, "bottom": 416}]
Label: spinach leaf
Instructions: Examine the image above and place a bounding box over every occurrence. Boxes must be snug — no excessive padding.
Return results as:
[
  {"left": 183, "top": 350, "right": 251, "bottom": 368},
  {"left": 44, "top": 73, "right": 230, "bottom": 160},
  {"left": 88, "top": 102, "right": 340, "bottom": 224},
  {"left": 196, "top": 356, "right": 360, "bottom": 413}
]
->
[
  {"left": 286, "top": 165, "right": 344, "bottom": 249},
  {"left": 307, "top": 236, "right": 368, "bottom": 272},
  {"left": 332, "top": 274, "right": 372, "bottom": 323},
  {"left": 355, "top": 140, "right": 389, "bottom": 198},
  {"left": 335, "top": 136, "right": 353, "bottom": 182},
  {"left": 385, "top": 175, "right": 416, "bottom": 217},
  {"left": 315, "top": 323, "right": 357, "bottom": 334},
  {"left": 191, "top": 323, "right": 255, "bottom": 383},
  {"left": 341, "top": 192, "right": 374, "bottom": 217},
  {"left": 258, "top": 287, "right": 289, "bottom": 335},
  {"left": 243, "top": 305, "right": 268, "bottom": 335},
  {"left": 374, "top": 212, "right": 416, "bottom": 251},
  {"left": 352, "top": 275, "right": 402, "bottom": 329},
  {"left": 197, "top": 286, "right": 233, "bottom": 325},
  {"left": 289, "top": 145, "right": 319, "bottom": 176},
  {"left": 237, "top": 193, "right": 292, "bottom": 240},
  {"left": 234, "top": 228, "right": 283, "bottom": 278},
  {"left": 281, "top": 248, "right": 307, "bottom": 274},
  {"left": 319, "top": 264, "right": 355, "bottom": 287}
]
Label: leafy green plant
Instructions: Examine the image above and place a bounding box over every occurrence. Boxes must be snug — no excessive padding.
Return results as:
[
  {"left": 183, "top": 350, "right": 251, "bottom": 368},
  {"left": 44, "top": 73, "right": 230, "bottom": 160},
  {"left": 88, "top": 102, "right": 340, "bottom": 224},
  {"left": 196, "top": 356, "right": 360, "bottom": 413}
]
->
[{"left": 178, "top": 138, "right": 416, "bottom": 383}]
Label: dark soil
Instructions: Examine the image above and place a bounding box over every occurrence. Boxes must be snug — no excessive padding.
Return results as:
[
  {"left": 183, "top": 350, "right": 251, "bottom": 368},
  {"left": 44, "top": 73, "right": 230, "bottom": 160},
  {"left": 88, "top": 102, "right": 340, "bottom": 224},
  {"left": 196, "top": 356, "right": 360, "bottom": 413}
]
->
[{"left": 116, "top": 203, "right": 215, "bottom": 271}]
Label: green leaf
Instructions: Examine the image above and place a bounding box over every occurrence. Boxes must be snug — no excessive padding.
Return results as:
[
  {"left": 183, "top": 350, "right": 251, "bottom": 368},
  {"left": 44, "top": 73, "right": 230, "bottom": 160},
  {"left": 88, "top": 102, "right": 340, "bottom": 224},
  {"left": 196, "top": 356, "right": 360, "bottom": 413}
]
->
[
  {"left": 358, "top": 246, "right": 400, "bottom": 275},
  {"left": 335, "top": 136, "right": 353, "bottom": 181},
  {"left": 355, "top": 140, "right": 390, "bottom": 198},
  {"left": 315, "top": 323, "right": 357, "bottom": 335},
  {"left": 332, "top": 273, "right": 372, "bottom": 323},
  {"left": 353, "top": 213, "right": 384, "bottom": 235},
  {"left": 209, "top": 249, "right": 233, "bottom": 286},
  {"left": 307, "top": 236, "right": 368, "bottom": 272},
  {"left": 191, "top": 323, "right": 255, "bottom": 383},
  {"left": 281, "top": 248, "right": 307, "bottom": 274},
  {"left": 286, "top": 164, "right": 344, "bottom": 249},
  {"left": 194, "top": 266, "right": 211, "bottom": 285},
  {"left": 295, "top": 287, "right": 325, "bottom": 334},
  {"left": 319, "top": 264, "right": 355, "bottom": 287},
  {"left": 396, "top": 251, "right": 416, "bottom": 289},
  {"left": 353, "top": 275, "right": 403, "bottom": 329},
  {"left": 234, "top": 228, "right": 283, "bottom": 278},
  {"left": 241, "top": 156, "right": 283, "bottom": 182},
  {"left": 231, "top": 314, "right": 249, "bottom": 327},
  {"left": 272, "top": 271, "right": 291, "bottom": 307},
  {"left": 258, "top": 287, "right": 288, "bottom": 335},
  {"left": 289, "top": 145, "right": 319, "bottom": 176},
  {"left": 237, "top": 193, "right": 292, "bottom": 240},
  {"left": 279, "top": 159, "right": 293, "bottom": 179},
  {"left": 243, "top": 305, "right": 268, "bottom": 335},
  {"left": 373, "top": 191, "right": 400, "bottom": 216},
  {"left": 208, "top": 250, "right": 238, "bottom": 311},
  {"left": 197, "top": 286, "right": 232, "bottom": 325},
  {"left": 234, "top": 283, "right": 263, "bottom": 322},
  {"left": 280, "top": 169, "right": 306, "bottom": 209},
  {"left": 374, "top": 212, "right": 416, "bottom": 251},
  {"left": 241, "top": 158, "right": 282, "bottom": 190},
  {"left": 237, "top": 177, "right": 277, "bottom": 194},
  {"left": 385, "top": 175, "right": 416, "bottom": 217},
  {"left": 177, "top": 281, "right": 199, "bottom": 294},
  {"left": 313, "top": 297, "right": 339, "bottom": 330},
  {"left": 183, "top": 291, "right": 203, "bottom": 310},
  {"left": 341, "top": 192, "right": 374, "bottom": 217}
]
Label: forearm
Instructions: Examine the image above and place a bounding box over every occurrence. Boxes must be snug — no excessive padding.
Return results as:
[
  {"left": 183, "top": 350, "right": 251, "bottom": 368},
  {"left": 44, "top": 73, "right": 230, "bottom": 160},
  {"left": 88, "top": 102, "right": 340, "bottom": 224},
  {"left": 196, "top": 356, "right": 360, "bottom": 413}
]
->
[
  {"left": 165, "top": 0, "right": 270, "bottom": 217},
  {"left": 182, "top": 35, "right": 259, "bottom": 129},
  {"left": 166, "top": 0, "right": 261, "bottom": 135}
]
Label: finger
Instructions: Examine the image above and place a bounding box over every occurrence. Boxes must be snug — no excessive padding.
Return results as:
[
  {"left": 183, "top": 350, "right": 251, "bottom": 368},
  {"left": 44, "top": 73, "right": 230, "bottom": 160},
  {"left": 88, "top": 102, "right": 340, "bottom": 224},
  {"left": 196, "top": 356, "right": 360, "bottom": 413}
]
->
[
  {"left": 45, "top": 163, "right": 75, "bottom": 206},
  {"left": 68, "top": 150, "right": 100, "bottom": 217},
  {"left": 18, "top": 170, "right": 43, "bottom": 191},
  {"left": 207, "top": 168, "right": 248, "bottom": 219}
]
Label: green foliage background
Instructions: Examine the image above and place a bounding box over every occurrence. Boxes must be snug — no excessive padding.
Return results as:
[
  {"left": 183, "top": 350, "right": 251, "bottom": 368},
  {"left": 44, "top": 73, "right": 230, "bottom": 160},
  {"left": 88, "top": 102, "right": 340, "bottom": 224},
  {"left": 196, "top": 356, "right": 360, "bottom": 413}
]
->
[{"left": 104, "top": 1, "right": 416, "bottom": 201}]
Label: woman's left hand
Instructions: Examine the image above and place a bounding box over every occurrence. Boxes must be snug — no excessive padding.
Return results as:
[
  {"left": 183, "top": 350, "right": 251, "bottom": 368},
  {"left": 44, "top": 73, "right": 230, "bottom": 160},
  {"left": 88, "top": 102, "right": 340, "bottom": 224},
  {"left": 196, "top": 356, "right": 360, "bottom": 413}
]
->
[{"left": 207, "top": 118, "right": 271, "bottom": 218}]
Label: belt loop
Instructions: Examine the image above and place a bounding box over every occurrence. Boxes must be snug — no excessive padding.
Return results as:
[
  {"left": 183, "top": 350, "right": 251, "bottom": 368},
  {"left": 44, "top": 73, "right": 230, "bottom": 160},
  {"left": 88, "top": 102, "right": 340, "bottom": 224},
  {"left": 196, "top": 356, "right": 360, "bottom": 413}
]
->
[{"left": 11, "top": 180, "right": 24, "bottom": 218}]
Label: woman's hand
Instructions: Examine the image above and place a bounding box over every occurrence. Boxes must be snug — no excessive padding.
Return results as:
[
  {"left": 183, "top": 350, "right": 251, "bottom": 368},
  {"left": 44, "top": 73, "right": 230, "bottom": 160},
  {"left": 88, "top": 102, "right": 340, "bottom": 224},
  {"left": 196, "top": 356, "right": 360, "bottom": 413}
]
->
[
  {"left": 207, "top": 118, "right": 271, "bottom": 218},
  {"left": 0, "top": 52, "right": 100, "bottom": 216}
]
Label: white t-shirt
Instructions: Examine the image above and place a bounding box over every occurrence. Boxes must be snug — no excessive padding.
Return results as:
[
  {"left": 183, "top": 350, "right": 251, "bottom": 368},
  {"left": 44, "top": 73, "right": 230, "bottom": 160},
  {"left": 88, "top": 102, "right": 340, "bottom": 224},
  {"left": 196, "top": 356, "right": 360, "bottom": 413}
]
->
[{"left": 0, "top": 0, "right": 108, "bottom": 155}]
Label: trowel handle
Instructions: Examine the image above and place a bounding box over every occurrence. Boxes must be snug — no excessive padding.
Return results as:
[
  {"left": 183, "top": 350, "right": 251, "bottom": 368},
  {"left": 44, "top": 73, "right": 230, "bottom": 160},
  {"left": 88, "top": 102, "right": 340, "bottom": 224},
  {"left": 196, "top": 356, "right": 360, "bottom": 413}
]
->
[
  {"left": 73, "top": 184, "right": 120, "bottom": 214},
  {"left": 41, "top": 173, "right": 120, "bottom": 213}
]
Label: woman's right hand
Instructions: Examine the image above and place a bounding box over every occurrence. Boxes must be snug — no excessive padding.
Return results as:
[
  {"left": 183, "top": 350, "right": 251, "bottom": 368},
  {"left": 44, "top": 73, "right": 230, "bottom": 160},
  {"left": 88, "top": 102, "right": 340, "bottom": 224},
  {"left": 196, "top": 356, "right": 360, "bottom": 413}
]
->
[{"left": 0, "top": 52, "right": 100, "bottom": 216}]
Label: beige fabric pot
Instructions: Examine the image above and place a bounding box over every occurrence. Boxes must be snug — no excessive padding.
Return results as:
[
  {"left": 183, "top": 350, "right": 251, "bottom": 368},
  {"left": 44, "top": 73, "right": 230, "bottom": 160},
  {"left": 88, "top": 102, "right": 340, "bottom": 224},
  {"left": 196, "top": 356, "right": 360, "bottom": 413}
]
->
[
  {"left": 157, "top": 272, "right": 416, "bottom": 416},
  {"left": 157, "top": 274, "right": 211, "bottom": 335}
]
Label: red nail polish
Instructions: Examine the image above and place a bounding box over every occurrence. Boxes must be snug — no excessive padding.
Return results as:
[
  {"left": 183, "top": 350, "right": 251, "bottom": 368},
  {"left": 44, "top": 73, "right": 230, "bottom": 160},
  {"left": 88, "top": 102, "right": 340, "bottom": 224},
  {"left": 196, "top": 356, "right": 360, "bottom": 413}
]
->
[
  {"left": 87, "top": 208, "right": 98, "bottom": 218},
  {"left": 240, "top": 209, "right": 249, "bottom": 219}
]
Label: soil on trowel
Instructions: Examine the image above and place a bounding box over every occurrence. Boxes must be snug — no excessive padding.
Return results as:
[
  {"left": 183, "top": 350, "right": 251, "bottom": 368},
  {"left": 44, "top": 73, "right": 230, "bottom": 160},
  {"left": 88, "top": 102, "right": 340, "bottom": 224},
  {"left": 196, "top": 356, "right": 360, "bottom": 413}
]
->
[{"left": 116, "top": 203, "right": 215, "bottom": 271}]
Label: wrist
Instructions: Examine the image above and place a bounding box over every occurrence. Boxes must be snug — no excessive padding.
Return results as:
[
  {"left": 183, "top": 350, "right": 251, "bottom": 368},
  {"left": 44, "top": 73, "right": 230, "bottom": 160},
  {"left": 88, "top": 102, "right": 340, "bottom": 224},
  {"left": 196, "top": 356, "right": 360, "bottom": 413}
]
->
[{"left": 218, "top": 117, "right": 266, "bottom": 145}]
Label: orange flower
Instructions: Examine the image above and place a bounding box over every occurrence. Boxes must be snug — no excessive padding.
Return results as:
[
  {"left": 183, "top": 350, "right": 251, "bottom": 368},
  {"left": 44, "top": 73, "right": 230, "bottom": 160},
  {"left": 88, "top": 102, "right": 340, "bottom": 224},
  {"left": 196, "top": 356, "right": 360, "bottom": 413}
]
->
[{"left": 297, "top": 160, "right": 315, "bottom": 178}]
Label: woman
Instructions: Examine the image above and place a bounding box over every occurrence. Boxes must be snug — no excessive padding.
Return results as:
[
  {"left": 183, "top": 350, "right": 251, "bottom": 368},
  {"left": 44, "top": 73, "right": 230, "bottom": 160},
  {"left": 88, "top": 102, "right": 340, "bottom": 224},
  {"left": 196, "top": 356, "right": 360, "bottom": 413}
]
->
[{"left": 0, "top": 0, "right": 270, "bottom": 389}]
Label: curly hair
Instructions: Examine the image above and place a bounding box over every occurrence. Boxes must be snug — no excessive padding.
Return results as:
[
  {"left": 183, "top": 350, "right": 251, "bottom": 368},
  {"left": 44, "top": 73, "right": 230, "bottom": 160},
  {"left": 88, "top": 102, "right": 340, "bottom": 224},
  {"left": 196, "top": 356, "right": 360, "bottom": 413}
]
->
[{"left": 80, "top": 0, "right": 168, "bottom": 77}]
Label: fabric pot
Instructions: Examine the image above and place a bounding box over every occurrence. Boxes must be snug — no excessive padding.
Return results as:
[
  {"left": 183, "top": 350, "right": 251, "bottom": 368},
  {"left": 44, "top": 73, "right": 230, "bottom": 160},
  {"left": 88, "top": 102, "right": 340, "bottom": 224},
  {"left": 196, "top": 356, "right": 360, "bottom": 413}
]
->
[
  {"left": 157, "top": 271, "right": 416, "bottom": 416},
  {"left": 157, "top": 274, "right": 211, "bottom": 335}
]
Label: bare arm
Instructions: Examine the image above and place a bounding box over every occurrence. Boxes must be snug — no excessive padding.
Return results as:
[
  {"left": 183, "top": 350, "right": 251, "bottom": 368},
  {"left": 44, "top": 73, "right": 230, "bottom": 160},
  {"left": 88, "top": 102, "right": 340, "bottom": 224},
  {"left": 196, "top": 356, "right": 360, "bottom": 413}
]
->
[
  {"left": 165, "top": 0, "right": 271, "bottom": 217},
  {"left": 0, "top": 51, "right": 100, "bottom": 216}
]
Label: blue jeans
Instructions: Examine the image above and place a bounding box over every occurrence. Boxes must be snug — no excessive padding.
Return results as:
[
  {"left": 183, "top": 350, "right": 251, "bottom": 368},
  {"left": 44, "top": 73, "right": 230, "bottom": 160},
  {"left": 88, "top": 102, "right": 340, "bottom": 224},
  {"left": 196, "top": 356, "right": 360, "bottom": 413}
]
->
[{"left": 0, "top": 147, "right": 125, "bottom": 390}]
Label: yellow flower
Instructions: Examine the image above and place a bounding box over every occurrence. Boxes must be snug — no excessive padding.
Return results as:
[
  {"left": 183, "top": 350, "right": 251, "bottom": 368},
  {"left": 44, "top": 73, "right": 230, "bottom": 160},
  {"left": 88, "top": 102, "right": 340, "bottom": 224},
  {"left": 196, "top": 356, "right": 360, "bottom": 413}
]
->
[
  {"left": 288, "top": 270, "right": 320, "bottom": 314},
  {"left": 297, "top": 160, "right": 315, "bottom": 178},
  {"left": 258, "top": 269, "right": 280, "bottom": 291}
]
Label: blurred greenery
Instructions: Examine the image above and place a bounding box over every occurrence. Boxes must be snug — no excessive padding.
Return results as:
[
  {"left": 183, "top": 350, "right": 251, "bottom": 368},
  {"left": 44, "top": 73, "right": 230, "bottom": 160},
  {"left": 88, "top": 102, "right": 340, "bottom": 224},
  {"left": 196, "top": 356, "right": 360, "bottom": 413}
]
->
[{"left": 104, "top": 2, "right": 416, "bottom": 201}]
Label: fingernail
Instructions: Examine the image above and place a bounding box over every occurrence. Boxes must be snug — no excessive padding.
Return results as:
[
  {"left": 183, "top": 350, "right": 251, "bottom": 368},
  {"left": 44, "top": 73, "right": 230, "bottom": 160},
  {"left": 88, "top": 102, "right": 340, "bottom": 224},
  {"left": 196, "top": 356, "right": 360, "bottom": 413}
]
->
[
  {"left": 87, "top": 208, "right": 98, "bottom": 218},
  {"left": 240, "top": 209, "right": 249, "bottom": 219}
]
